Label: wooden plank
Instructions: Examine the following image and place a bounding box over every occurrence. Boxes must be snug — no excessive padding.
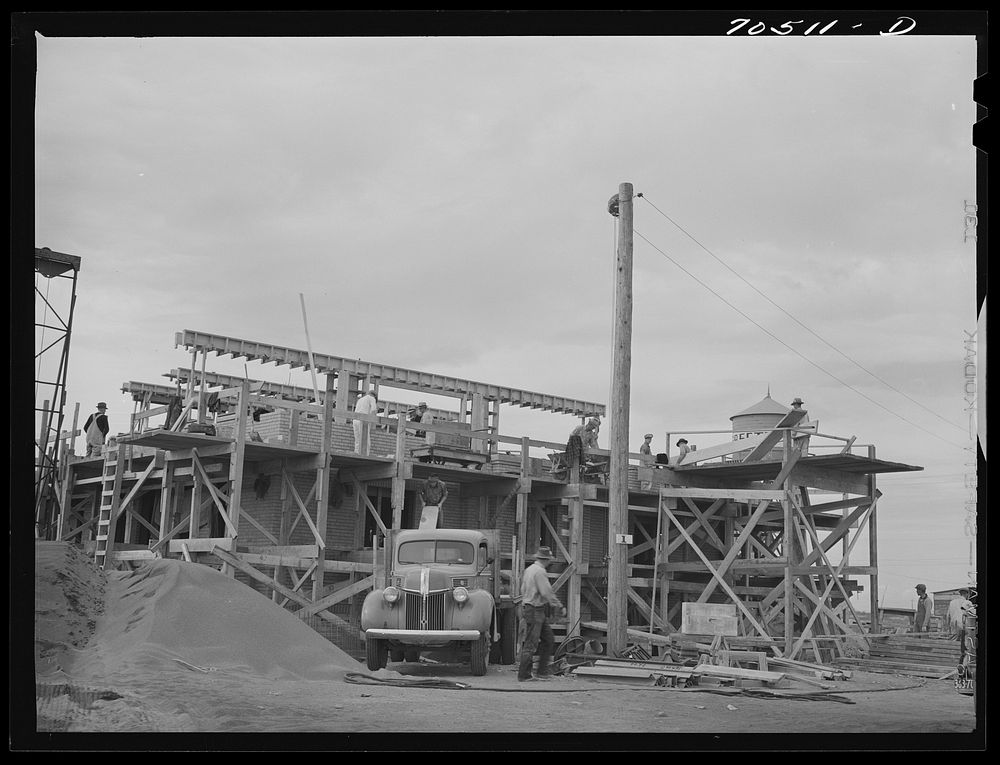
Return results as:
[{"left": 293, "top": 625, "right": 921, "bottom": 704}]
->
[
  {"left": 169, "top": 537, "right": 236, "bottom": 554},
  {"left": 674, "top": 433, "right": 770, "bottom": 466},
  {"left": 788, "top": 464, "right": 870, "bottom": 496},
  {"left": 341, "top": 463, "right": 406, "bottom": 483},
  {"left": 461, "top": 477, "right": 532, "bottom": 498},
  {"left": 246, "top": 544, "right": 320, "bottom": 558},
  {"left": 236, "top": 508, "right": 280, "bottom": 546},
  {"left": 739, "top": 409, "right": 808, "bottom": 463},
  {"left": 693, "top": 664, "right": 786, "bottom": 684},
  {"left": 659, "top": 486, "right": 784, "bottom": 502},
  {"left": 293, "top": 575, "right": 376, "bottom": 618},
  {"left": 110, "top": 549, "right": 158, "bottom": 561},
  {"left": 571, "top": 667, "right": 662, "bottom": 684}
]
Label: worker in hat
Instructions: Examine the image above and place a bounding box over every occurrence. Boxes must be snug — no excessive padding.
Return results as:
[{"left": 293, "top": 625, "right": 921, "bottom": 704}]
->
[
  {"left": 409, "top": 401, "right": 432, "bottom": 440},
  {"left": 419, "top": 474, "right": 449, "bottom": 528},
  {"left": 567, "top": 417, "right": 601, "bottom": 464},
  {"left": 517, "top": 546, "right": 566, "bottom": 682},
  {"left": 352, "top": 387, "right": 378, "bottom": 455},
  {"left": 639, "top": 433, "right": 655, "bottom": 465},
  {"left": 83, "top": 402, "right": 110, "bottom": 458},
  {"left": 913, "top": 584, "right": 934, "bottom": 633},
  {"left": 946, "top": 588, "right": 973, "bottom": 639},
  {"left": 673, "top": 437, "right": 692, "bottom": 466},
  {"left": 789, "top": 397, "right": 813, "bottom": 453}
]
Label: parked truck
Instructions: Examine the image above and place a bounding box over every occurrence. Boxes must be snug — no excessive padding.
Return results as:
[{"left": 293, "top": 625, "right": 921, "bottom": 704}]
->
[{"left": 360, "top": 527, "right": 518, "bottom": 675}]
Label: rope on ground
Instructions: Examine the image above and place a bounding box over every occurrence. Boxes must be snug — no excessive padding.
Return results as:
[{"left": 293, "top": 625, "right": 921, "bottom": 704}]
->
[{"left": 344, "top": 672, "right": 472, "bottom": 690}]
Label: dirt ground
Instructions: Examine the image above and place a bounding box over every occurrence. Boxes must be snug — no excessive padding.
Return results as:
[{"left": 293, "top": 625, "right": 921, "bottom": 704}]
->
[{"left": 17, "top": 542, "right": 983, "bottom": 751}]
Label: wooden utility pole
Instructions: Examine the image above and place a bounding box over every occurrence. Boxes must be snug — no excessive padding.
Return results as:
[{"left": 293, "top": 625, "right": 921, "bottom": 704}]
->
[{"left": 606, "top": 182, "right": 633, "bottom": 656}]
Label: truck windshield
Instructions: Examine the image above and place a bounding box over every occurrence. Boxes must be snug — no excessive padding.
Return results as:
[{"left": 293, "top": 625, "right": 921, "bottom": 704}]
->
[{"left": 397, "top": 540, "right": 476, "bottom": 565}]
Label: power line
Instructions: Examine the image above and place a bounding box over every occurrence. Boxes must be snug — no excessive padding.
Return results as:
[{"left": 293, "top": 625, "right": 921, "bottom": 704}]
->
[
  {"left": 638, "top": 195, "right": 967, "bottom": 434},
  {"left": 632, "top": 227, "right": 968, "bottom": 451}
]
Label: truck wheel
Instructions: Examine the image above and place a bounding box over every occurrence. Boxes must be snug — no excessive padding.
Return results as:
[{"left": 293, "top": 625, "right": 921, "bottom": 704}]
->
[
  {"left": 499, "top": 608, "right": 517, "bottom": 665},
  {"left": 470, "top": 633, "right": 490, "bottom": 676},
  {"left": 366, "top": 638, "right": 388, "bottom": 671},
  {"left": 389, "top": 646, "right": 405, "bottom": 663},
  {"left": 404, "top": 647, "right": 421, "bottom": 663}
]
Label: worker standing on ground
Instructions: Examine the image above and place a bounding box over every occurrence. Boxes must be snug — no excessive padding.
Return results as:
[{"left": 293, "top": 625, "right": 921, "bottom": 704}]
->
[
  {"left": 913, "top": 583, "right": 934, "bottom": 632},
  {"left": 83, "top": 402, "right": 110, "bottom": 457},
  {"left": 517, "top": 546, "right": 566, "bottom": 682},
  {"left": 352, "top": 387, "right": 378, "bottom": 454}
]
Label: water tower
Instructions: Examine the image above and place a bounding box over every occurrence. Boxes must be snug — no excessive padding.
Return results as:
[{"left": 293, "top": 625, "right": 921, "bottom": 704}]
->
[{"left": 729, "top": 391, "right": 789, "bottom": 460}]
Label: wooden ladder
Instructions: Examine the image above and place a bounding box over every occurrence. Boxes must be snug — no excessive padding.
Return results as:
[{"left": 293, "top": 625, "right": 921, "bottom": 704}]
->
[{"left": 94, "top": 445, "right": 125, "bottom": 569}]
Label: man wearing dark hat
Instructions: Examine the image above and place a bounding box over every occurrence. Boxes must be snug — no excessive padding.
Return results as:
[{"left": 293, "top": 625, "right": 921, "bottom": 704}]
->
[
  {"left": 517, "top": 546, "right": 566, "bottom": 682},
  {"left": 913, "top": 584, "right": 934, "bottom": 633},
  {"left": 419, "top": 474, "right": 449, "bottom": 528},
  {"left": 673, "top": 437, "right": 691, "bottom": 465},
  {"left": 83, "top": 402, "right": 110, "bottom": 457},
  {"left": 409, "top": 401, "right": 430, "bottom": 439}
]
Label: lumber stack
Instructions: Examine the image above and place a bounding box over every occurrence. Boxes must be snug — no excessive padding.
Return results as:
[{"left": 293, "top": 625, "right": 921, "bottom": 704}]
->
[{"left": 833, "top": 634, "right": 961, "bottom": 678}]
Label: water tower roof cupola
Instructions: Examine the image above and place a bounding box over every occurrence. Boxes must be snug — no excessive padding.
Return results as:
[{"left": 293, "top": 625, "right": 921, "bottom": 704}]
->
[{"left": 729, "top": 394, "right": 790, "bottom": 421}]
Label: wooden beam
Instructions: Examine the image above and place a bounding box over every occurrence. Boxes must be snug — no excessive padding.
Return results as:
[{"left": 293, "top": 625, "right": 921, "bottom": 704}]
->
[
  {"left": 191, "top": 451, "right": 237, "bottom": 536},
  {"left": 293, "top": 575, "right": 376, "bottom": 618},
  {"left": 673, "top": 432, "right": 769, "bottom": 466},
  {"left": 739, "top": 409, "right": 808, "bottom": 463},
  {"left": 661, "top": 503, "right": 772, "bottom": 640},
  {"left": 530, "top": 482, "right": 599, "bottom": 501},
  {"left": 211, "top": 546, "right": 358, "bottom": 635},
  {"left": 461, "top": 477, "right": 532, "bottom": 499},
  {"left": 282, "top": 469, "right": 324, "bottom": 548},
  {"left": 354, "top": 479, "right": 388, "bottom": 537},
  {"left": 170, "top": 537, "right": 236, "bottom": 553},
  {"left": 659, "top": 487, "right": 784, "bottom": 502},
  {"left": 238, "top": 507, "right": 281, "bottom": 546},
  {"left": 538, "top": 510, "right": 573, "bottom": 563},
  {"left": 342, "top": 462, "right": 411, "bottom": 483},
  {"left": 788, "top": 464, "right": 870, "bottom": 496}
]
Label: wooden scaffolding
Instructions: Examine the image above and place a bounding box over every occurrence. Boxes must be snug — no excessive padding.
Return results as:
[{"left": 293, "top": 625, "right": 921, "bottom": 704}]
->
[{"left": 50, "top": 328, "right": 921, "bottom": 663}]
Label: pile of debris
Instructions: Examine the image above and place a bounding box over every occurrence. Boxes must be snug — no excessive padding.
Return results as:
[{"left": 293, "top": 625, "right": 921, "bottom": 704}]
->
[
  {"left": 832, "top": 633, "right": 961, "bottom": 678},
  {"left": 561, "top": 634, "right": 851, "bottom": 691}
]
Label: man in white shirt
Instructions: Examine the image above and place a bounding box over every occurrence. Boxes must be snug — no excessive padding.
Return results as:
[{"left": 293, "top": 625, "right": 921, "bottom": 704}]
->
[
  {"left": 352, "top": 388, "right": 378, "bottom": 454},
  {"left": 517, "top": 546, "right": 567, "bottom": 682},
  {"left": 947, "top": 588, "right": 972, "bottom": 639}
]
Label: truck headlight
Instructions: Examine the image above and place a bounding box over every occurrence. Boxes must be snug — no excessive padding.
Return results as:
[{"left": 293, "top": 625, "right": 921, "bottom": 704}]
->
[
  {"left": 452, "top": 586, "right": 470, "bottom": 604},
  {"left": 383, "top": 586, "right": 401, "bottom": 604}
]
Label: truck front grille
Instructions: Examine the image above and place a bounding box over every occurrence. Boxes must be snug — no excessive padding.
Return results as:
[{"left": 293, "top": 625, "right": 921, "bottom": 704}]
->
[{"left": 404, "top": 591, "right": 446, "bottom": 630}]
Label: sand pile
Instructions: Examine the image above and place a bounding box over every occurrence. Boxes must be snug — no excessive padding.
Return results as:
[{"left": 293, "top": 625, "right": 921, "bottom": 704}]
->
[{"left": 34, "top": 540, "right": 365, "bottom": 731}]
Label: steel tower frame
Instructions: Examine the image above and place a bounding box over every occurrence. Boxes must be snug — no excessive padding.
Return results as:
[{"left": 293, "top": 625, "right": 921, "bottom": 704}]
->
[{"left": 34, "top": 247, "right": 81, "bottom": 538}]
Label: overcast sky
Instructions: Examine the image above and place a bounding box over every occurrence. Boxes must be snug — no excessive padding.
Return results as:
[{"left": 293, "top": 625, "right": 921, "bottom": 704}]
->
[{"left": 31, "top": 24, "right": 982, "bottom": 609}]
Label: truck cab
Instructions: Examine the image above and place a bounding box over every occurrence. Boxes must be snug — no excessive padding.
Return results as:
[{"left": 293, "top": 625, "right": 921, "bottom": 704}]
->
[{"left": 361, "top": 528, "right": 517, "bottom": 675}]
